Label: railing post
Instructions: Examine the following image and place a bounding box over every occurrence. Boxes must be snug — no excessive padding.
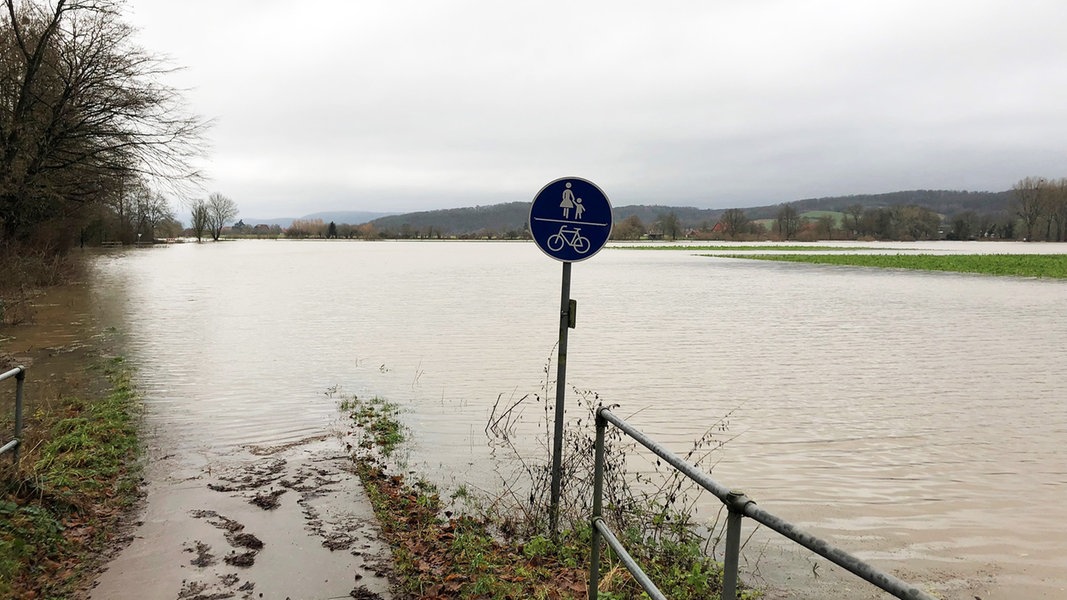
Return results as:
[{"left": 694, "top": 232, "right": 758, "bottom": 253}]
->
[
  {"left": 588, "top": 408, "right": 607, "bottom": 599},
  {"left": 13, "top": 367, "right": 25, "bottom": 465},
  {"left": 722, "top": 490, "right": 750, "bottom": 600}
]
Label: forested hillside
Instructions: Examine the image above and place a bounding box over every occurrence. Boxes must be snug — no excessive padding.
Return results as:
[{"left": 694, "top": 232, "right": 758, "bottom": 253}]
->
[
  {"left": 747, "top": 190, "right": 1013, "bottom": 220},
  {"left": 361, "top": 189, "right": 1015, "bottom": 238},
  {"left": 369, "top": 202, "right": 531, "bottom": 238}
]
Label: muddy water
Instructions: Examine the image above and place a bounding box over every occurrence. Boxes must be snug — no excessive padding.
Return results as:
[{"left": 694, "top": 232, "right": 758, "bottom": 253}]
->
[
  {"left": 86, "top": 241, "right": 1067, "bottom": 599},
  {"left": 0, "top": 281, "right": 102, "bottom": 425},
  {"left": 2, "top": 259, "right": 393, "bottom": 599},
  {"left": 87, "top": 251, "right": 396, "bottom": 600}
]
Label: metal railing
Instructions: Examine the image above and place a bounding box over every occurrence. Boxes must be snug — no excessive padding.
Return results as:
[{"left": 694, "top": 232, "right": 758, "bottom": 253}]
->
[
  {"left": 588, "top": 406, "right": 936, "bottom": 600},
  {"left": 1, "top": 365, "right": 26, "bottom": 464}
]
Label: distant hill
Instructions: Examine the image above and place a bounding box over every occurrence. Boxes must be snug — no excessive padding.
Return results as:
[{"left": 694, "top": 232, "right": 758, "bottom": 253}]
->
[
  {"left": 240, "top": 210, "right": 397, "bottom": 229},
  {"left": 300, "top": 210, "right": 397, "bottom": 224},
  {"left": 745, "top": 190, "right": 1013, "bottom": 220},
  {"left": 369, "top": 203, "right": 530, "bottom": 236},
  {"left": 240, "top": 217, "right": 297, "bottom": 228},
  {"left": 367, "top": 203, "right": 727, "bottom": 237},
  {"left": 613, "top": 205, "right": 724, "bottom": 226},
  {"left": 364, "top": 189, "right": 1014, "bottom": 236}
]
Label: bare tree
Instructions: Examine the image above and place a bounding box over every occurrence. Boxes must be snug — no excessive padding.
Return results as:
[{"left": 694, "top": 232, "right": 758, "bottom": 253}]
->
[
  {"left": 187, "top": 198, "right": 209, "bottom": 242},
  {"left": 1047, "top": 178, "right": 1067, "bottom": 242},
  {"left": 0, "top": 0, "right": 207, "bottom": 246},
  {"left": 718, "top": 208, "right": 749, "bottom": 240},
  {"left": 132, "top": 187, "right": 172, "bottom": 242},
  {"left": 1013, "top": 176, "right": 1047, "bottom": 242},
  {"left": 884, "top": 205, "right": 940, "bottom": 240},
  {"left": 657, "top": 211, "right": 681, "bottom": 241},
  {"left": 816, "top": 214, "right": 835, "bottom": 240},
  {"left": 774, "top": 203, "right": 801, "bottom": 240},
  {"left": 950, "top": 210, "right": 977, "bottom": 240},
  {"left": 611, "top": 215, "right": 645, "bottom": 240},
  {"left": 206, "top": 193, "right": 237, "bottom": 241},
  {"left": 844, "top": 204, "right": 863, "bottom": 238}
]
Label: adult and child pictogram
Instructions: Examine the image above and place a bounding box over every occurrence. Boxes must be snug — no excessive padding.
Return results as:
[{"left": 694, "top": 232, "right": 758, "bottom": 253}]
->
[{"left": 529, "top": 177, "right": 613, "bottom": 263}]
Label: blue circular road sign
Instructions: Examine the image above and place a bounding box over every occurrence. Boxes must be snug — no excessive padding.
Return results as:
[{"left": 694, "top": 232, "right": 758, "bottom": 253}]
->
[{"left": 529, "top": 177, "right": 613, "bottom": 262}]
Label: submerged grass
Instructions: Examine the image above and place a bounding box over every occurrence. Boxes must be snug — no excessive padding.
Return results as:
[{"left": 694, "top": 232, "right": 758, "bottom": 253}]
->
[
  {"left": 618, "top": 244, "right": 861, "bottom": 251},
  {"left": 338, "top": 394, "right": 404, "bottom": 457},
  {"left": 0, "top": 243, "right": 81, "bottom": 326},
  {"left": 718, "top": 253, "right": 1067, "bottom": 278},
  {"left": 341, "top": 392, "right": 592, "bottom": 599},
  {"left": 0, "top": 356, "right": 141, "bottom": 598},
  {"left": 340, "top": 387, "right": 756, "bottom": 599}
]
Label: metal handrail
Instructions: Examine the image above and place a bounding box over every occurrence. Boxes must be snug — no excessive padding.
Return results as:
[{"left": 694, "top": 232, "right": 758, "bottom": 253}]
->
[
  {"left": 1, "top": 365, "right": 26, "bottom": 463},
  {"left": 589, "top": 406, "right": 937, "bottom": 600}
]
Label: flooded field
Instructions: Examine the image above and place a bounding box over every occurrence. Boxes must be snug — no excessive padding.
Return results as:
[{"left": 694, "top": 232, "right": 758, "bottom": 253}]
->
[{"left": 82, "top": 240, "right": 1067, "bottom": 599}]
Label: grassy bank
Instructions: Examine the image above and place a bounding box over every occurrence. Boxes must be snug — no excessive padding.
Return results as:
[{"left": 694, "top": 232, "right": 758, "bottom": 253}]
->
[
  {"left": 618, "top": 244, "right": 862, "bottom": 252},
  {"left": 340, "top": 391, "right": 755, "bottom": 599},
  {"left": 717, "top": 253, "right": 1067, "bottom": 278},
  {"left": 0, "top": 356, "right": 141, "bottom": 599}
]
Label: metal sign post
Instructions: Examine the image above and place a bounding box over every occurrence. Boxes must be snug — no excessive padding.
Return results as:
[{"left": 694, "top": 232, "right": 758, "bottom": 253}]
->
[
  {"left": 529, "top": 176, "right": 612, "bottom": 538},
  {"left": 550, "top": 261, "right": 572, "bottom": 538}
]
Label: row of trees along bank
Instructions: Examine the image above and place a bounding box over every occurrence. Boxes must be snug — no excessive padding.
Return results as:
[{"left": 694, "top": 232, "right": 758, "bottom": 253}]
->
[
  {"left": 615, "top": 185, "right": 1054, "bottom": 243},
  {"left": 0, "top": 0, "right": 207, "bottom": 252},
  {"left": 1012, "top": 176, "right": 1067, "bottom": 242},
  {"left": 609, "top": 205, "right": 945, "bottom": 242}
]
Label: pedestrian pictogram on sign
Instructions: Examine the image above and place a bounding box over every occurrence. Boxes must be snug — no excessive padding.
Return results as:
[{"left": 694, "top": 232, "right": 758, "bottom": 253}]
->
[{"left": 529, "top": 177, "right": 613, "bottom": 262}]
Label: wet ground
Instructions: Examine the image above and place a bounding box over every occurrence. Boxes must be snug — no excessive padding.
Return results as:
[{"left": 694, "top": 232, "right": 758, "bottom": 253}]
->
[{"left": 88, "top": 434, "right": 394, "bottom": 600}]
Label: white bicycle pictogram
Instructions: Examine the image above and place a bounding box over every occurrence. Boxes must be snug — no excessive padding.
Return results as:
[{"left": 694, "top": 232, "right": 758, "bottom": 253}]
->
[{"left": 547, "top": 226, "right": 591, "bottom": 254}]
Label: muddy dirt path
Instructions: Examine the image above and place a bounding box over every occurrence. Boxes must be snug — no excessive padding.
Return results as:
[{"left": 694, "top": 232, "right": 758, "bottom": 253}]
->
[{"left": 89, "top": 433, "right": 393, "bottom": 600}]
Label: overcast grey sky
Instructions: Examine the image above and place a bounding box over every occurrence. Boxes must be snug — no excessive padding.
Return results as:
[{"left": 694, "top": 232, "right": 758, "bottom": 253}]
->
[{"left": 127, "top": 1, "right": 1067, "bottom": 218}]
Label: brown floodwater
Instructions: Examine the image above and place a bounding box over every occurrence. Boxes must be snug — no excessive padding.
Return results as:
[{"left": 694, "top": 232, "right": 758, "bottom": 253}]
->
[
  {"left": 83, "top": 240, "right": 1067, "bottom": 599},
  {"left": 0, "top": 280, "right": 101, "bottom": 425},
  {"left": 2, "top": 256, "right": 395, "bottom": 600}
]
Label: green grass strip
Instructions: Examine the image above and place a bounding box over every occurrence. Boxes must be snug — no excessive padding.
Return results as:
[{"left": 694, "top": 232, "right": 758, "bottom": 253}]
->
[
  {"left": 616, "top": 244, "right": 890, "bottom": 251},
  {"left": 715, "top": 253, "right": 1067, "bottom": 278},
  {"left": 1, "top": 356, "right": 141, "bottom": 598}
]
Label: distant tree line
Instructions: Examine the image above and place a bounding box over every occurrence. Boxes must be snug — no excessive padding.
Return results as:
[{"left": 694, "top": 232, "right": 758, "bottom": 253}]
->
[
  {"left": 212, "top": 179, "right": 1067, "bottom": 244},
  {"left": 264, "top": 189, "right": 1046, "bottom": 244},
  {"left": 607, "top": 188, "right": 1067, "bottom": 243},
  {"left": 80, "top": 179, "right": 184, "bottom": 245},
  {"left": 259, "top": 218, "right": 528, "bottom": 241},
  {"left": 280, "top": 219, "right": 378, "bottom": 239},
  {"left": 606, "top": 203, "right": 945, "bottom": 242}
]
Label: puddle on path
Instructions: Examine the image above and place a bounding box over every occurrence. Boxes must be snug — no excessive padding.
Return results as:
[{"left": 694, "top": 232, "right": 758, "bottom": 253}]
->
[{"left": 90, "top": 435, "right": 393, "bottom": 600}]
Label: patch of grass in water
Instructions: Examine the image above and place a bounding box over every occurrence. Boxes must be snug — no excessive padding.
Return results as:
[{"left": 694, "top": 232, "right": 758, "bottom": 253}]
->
[
  {"left": 717, "top": 253, "right": 1067, "bottom": 278},
  {"left": 337, "top": 393, "right": 405, "bottom": 458}
]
